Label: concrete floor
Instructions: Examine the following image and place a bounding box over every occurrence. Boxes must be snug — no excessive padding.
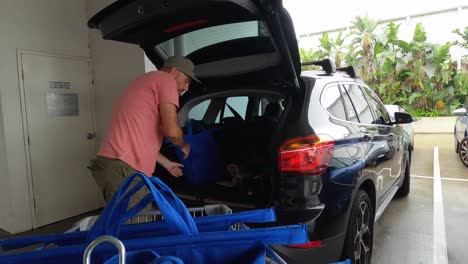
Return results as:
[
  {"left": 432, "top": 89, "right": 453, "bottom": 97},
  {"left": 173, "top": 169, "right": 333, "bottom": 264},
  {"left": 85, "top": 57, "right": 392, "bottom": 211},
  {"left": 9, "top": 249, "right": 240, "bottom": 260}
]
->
[
  {"left": 0, "top": 209, "right": 100, "bottom": 239},
  {"left": 373, "top": 134, "right": 468, "bottom": 264}
]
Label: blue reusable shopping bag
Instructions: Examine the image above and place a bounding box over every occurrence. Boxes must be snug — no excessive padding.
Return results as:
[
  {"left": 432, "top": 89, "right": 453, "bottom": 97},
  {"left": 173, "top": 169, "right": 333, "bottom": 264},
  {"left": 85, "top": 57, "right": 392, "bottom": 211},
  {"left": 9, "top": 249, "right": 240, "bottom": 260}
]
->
[
  {"left": 175, "top": 119, "right": 224, "bottom": 184},
  {"left": 0, "top": 224, "right": 307, "bottom": 264},
  {"left": 0, "top": 173, "right": 308, "bottom": 264},
  {"left": 0, "top": 208, "right": 276, "bottom": 251},
  {"left": 0, "top": 171, "right": 276, "bottom": 251},
  {"left": 104, "top": 250, "right": 183, "bottom": 264},
  {"left": 87, "top": 173, "right": 198, "bottom": 242}
]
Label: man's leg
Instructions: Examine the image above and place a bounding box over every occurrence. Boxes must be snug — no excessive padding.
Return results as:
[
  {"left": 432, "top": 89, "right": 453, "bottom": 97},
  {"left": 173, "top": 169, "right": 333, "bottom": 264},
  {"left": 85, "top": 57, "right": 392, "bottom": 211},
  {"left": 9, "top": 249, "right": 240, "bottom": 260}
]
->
[
  {"left": 118, "top": 161, "right": 152, "bottom": 210},
  {"left": 88, "top": 156, "right": 150, "bottom": 209}
]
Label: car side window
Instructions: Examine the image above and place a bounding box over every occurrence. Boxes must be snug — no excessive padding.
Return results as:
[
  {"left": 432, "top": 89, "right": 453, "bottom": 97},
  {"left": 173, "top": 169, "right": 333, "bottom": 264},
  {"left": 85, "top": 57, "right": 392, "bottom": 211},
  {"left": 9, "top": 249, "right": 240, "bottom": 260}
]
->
[
  {"left": 321, "top": 85, "right": 347, "bottom": 120},
  {"left": 258, "top": 98, "right": 271, "bottom": 116},
  {"left": 342, "top": 84, "right": 374, "bottom": 124},
  {"left": 223, "top": 96, "right": 248, "bottom": 120},
  {"left": 339, "top": 85, "right": 359, "bottom": 123},
  {"left": 188, "top": 99, "right": 211, "bottom": 121},
  {"left": 361, "top": 87, "right": 391, "bottom": 125},
  {"left": 257, "top": 97, "right": 284, "bottom": 117}
]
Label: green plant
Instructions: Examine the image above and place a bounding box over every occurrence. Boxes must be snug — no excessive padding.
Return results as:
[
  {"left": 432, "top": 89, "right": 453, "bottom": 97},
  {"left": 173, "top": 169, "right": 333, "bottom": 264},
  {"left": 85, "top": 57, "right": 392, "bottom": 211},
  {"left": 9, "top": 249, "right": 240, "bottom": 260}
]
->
[
  {"left": 300, "top": 15, "right": 467, "bottom": 117},
  {"left": 317, "top": 31, "right": 348, "bottom": 67},
  {"left": 452, "top": 26, "right": 468, "bottom": 48},
  {"left": 299, "top": 47, "right": 323, "bottom": 71},
  {"left": 348, "top": 16, "right": 381, "bottom": 83}
]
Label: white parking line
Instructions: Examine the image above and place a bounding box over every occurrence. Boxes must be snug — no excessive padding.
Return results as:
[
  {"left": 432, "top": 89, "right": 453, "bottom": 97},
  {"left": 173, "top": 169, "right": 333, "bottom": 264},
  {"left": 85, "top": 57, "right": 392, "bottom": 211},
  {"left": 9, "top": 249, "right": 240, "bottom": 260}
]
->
[
  {"left": 412, "top": 175, "right": 468, "bottom": 182},
  {"left": 433, "top": 147, "right": 448, "bottom": 264}
]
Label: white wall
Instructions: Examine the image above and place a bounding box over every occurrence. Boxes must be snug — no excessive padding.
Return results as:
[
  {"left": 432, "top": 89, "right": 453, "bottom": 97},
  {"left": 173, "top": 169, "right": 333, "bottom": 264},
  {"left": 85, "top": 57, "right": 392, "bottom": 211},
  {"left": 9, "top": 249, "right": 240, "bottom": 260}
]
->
[
  {"left": 0, "top": 96, "right": 12, "bottom": 232},
  {"left": 298, "top": 7, "right": 468, "bottom": 51},
  {"left": 145, "top": 55, "right": 158, "bottom": 73},
  {"left": 285, "top": 0, "right": 467, "bottom": 35},
  {"left": 86, "top": 0, "right": 145, "bottom": 147},
  {"left": 0, "top": 0, "right": 91, "bottom": 233},
  {"left": 298, "top": 7, "right": 468, "bottom": 66},
  {"left": 0, "top": 0, "right": 144, "bottom": 233}
]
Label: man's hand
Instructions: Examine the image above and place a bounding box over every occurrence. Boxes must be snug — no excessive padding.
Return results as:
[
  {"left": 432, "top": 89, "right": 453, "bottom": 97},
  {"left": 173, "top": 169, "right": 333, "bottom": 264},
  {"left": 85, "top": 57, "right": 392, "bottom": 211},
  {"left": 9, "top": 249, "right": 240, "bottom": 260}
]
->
[
  {"left": 181, "top": 144, "right": 191, "bottom": 159},
  {"left": 157, "top": 153, "right": 184, "bottom": 177},
  {"left": 166, "top": 161, "right": 184, "bottom": 177}
]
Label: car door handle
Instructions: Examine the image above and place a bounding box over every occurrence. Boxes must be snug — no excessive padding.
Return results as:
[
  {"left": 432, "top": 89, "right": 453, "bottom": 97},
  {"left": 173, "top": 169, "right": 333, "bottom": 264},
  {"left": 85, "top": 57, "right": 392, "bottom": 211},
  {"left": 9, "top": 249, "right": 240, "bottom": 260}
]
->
[
  {"left": 387, "top": 133, "right": 396, "bottom": 141},
  {"left": 363, "top": 134, "right": 372, "bottom": 142}
]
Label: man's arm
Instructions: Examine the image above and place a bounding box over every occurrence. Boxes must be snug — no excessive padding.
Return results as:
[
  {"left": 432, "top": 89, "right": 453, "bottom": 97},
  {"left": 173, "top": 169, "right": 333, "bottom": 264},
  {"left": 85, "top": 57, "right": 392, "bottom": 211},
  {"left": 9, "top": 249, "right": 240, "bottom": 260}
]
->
[{"left": 159, "top": 103, "right": 190, "bottom": 158}]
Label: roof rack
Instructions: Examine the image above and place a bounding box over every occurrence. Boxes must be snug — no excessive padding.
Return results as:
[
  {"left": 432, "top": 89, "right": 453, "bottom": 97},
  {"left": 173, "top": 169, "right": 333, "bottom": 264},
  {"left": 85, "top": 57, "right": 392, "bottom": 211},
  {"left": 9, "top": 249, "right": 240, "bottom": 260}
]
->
[
  {"left": 336, "top": 66, "right": 356, "bottom": 78},
  {"left": 301, "top": 59, "right": 357, "bottom": 78},
  {"left": 301, "top": 59, "right": 336, "bottom": 74}
]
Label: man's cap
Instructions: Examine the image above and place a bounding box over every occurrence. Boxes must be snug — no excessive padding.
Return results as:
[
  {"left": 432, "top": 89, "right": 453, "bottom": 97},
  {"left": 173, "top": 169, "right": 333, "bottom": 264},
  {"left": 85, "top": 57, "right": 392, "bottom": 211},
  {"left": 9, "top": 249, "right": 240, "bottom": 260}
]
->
[{"left": 163, "top": 56, "right": 200, "bottom": 83}]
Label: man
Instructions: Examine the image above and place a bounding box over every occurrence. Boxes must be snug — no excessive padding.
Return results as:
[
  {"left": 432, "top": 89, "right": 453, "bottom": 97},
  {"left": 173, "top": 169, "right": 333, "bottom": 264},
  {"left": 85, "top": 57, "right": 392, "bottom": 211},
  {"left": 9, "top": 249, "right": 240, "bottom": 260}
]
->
[{"left": 89, "top": 56, "right": 199, "bottom": 206}]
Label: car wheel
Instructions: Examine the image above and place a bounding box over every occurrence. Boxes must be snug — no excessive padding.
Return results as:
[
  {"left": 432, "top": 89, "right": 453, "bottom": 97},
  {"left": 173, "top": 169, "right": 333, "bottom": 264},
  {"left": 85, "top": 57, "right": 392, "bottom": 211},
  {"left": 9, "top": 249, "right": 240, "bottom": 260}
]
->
[
  {"left": 343, "top": 190, "right": 374, "bottom": 264},
  {"left": 396, "top": 158, "right": 410, "bottom": 197},
  {"left": 459, "top": 137, "right": 468, "bottom": 167}
]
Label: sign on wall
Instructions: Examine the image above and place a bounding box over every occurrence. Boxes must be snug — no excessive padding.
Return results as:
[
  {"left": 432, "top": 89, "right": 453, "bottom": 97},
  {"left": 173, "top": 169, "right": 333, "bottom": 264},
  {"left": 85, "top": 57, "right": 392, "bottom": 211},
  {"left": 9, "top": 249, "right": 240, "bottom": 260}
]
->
[
  {"left": 46, "top": 93, "right": 79, "bottom": 117},
  {"left": 49, "top": 81, "right": 71, "bottom": 89}
]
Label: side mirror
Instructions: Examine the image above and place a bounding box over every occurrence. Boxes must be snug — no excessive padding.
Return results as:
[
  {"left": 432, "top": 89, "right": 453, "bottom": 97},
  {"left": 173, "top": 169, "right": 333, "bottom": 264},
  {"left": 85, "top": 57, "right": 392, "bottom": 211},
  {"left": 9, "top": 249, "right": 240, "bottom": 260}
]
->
[
  {"left": 393, "top": 112, "right": 413, "bottom": 124},
  {"left": 453, "top": 108, "right": 467, "bottom": 116}
]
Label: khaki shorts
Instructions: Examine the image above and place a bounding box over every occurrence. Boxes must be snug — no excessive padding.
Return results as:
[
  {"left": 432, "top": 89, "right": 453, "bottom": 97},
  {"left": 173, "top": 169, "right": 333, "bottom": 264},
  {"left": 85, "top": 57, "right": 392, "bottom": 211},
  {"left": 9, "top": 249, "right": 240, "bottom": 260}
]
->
[{"left": 88, "top": 156, "right": 150, "bottom": 209}]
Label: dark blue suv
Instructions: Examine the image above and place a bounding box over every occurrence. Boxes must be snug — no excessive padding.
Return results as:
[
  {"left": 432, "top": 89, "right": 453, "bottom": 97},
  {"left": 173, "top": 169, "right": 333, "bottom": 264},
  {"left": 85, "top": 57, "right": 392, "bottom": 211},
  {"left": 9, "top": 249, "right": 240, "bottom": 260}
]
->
[{"left": 89, "top": 0, "right": 413, "bottom": 263}]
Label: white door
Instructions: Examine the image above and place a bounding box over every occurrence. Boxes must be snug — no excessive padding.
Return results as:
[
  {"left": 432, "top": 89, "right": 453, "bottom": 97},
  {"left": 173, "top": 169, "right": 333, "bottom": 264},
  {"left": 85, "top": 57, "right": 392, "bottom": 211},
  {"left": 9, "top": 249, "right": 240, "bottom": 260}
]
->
[{"left": 21, "top": 52, "right": 104, "bottom": 227}]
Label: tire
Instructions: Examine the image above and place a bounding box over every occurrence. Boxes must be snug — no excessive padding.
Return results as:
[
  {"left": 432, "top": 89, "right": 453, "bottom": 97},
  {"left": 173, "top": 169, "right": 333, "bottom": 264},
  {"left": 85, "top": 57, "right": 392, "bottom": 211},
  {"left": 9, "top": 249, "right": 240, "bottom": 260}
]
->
[
  {"left": 408, "top": 149, "right": 412, "bottom": 167},
  {"left": 396, "top": 158, "right": 410, "bottom": 197},
  {"left": 459, "top": 137, "right": 468, "bottom": 168},
  {"left": 343, "top": 190, "right": 374, "bottom": 264}
]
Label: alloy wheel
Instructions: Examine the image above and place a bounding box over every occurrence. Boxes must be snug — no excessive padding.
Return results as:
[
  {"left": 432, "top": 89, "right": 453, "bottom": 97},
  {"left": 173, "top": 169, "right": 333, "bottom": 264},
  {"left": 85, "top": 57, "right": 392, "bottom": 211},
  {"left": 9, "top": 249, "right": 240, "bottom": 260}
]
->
[
  {"left": 460, "top": 139, "right": 468, "bottom": 166},
  {"left": 354, "top": 201, "right": 372, "bottom": 264}
]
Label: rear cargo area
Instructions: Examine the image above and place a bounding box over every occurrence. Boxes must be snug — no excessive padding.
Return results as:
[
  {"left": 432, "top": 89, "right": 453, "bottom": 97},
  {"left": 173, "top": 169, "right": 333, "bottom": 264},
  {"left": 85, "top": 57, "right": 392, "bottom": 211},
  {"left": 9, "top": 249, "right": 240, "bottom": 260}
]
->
[{"left": 156, "top": 101, "right": 284, "bottom": 209}]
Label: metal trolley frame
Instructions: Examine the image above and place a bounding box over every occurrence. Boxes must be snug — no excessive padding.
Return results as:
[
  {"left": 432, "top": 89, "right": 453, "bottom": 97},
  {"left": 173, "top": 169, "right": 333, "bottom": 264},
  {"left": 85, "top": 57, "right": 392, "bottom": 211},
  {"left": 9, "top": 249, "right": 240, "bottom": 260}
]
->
[{"left": 77, "top": 205, "right": 288, "bottom": 264}]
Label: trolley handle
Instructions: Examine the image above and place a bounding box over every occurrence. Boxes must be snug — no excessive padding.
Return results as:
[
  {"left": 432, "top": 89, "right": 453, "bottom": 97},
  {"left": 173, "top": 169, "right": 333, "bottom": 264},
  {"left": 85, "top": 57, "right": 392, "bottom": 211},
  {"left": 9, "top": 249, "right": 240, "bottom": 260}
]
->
[
  {"left": 263, "top": 243, "right": 287, "bottom": 264},
  {"left": 83, "top": 235, "right": 126, "bottom": 264}
]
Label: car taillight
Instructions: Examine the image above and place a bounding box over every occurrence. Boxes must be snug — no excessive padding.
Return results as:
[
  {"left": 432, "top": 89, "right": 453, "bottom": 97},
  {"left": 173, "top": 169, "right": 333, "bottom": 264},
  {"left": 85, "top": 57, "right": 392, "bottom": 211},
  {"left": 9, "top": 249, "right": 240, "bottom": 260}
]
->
[{"left": 279, "top": 135, "right": 335, "bottom": 176}]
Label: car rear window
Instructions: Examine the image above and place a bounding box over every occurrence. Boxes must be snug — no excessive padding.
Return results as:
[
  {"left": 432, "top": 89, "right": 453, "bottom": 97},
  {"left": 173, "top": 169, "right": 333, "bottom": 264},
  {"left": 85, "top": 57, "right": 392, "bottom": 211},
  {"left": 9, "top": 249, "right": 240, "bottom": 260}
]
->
[
  {"left": 187, "top": 96, "right": 249, "bottom": 125},
  {"left": 156, "top": 21, "right": 268, "bottom": 57}
]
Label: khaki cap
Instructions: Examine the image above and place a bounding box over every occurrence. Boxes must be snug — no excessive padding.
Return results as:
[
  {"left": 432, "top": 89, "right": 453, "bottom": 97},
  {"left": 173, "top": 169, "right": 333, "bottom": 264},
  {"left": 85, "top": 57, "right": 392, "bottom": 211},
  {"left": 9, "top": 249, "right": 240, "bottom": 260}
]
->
[{"left": 163, "top": 56, "right": 200, "bottom": 83}]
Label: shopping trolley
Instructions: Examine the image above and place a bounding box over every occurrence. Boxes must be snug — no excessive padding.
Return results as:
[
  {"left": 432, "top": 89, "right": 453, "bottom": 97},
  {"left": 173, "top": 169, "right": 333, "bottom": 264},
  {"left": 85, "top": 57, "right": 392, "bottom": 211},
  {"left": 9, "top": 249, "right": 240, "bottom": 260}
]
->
[
  {"left": 79, "top": 205, "right": 288, "bottom": 263},
  {"left": 83, "top": 235, "right": 289, "bottom": 264},
  {"left": 0, "top": 174, "right": 307, "bottom": 264},
  {"left": 66, "top": 204, "right": 234, "bottom": 233}
]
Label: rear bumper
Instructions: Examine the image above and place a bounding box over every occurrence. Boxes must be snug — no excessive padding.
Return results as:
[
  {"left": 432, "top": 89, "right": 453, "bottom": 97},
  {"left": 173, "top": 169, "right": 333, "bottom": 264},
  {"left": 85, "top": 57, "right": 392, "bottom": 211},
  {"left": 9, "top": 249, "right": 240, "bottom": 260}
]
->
[
  {"left": 271, "top": 232, "right": 346, "bottom": 264},
  {"left": 276, "top": 205, "right": 324, "bottom": 226}
]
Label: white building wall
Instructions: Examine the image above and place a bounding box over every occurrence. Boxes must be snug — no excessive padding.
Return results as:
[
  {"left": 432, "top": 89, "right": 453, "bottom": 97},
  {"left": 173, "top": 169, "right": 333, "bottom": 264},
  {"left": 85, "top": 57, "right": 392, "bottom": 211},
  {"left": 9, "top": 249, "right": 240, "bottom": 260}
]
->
[
  {"left": 0, "top": 96, "right": 11, "bottom": 234},
  {"left": 0, "top": 0, "right": 144, "bottom": 233},
  {"left": 298, "top": 6, "right": 468, "bottom": 61},
  {"left": 0, "top": 0, "right": 91, "bottom": 233},
  {"left": 86, "top": 0, "right": 145, "bottom": 148}
]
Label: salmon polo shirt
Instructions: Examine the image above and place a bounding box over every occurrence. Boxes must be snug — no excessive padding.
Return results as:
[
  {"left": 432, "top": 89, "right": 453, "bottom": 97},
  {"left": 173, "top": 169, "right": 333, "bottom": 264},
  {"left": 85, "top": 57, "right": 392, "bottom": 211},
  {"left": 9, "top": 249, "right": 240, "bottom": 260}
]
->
[{"left": 98, "top": 71, "right": 179, "bottom": 176}]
